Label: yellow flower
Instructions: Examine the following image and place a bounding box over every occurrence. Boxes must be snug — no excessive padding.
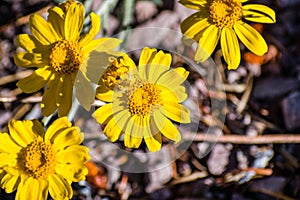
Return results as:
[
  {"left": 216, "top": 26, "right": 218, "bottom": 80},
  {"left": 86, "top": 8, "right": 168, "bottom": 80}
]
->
[
  {"left": 96, "top": 54, "right": 136, "bottom": 102},
  {"left": 0, "top": 117, "right": 89, "bottom": 200},
  {"left": 179, "top": 0, "right": 276, "bottom": 70},
  {"left": 14, "top": 0, "right": 121, "bottom": 116},
  {"left": 93, "top": 47, "right": 191, "bottom": 152}
]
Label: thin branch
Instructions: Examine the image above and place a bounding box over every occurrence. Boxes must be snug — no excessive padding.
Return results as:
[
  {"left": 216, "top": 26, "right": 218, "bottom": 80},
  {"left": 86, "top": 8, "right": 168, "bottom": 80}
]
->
[{"left": 184, "top": 133, "right": 300, "bottom": 144}]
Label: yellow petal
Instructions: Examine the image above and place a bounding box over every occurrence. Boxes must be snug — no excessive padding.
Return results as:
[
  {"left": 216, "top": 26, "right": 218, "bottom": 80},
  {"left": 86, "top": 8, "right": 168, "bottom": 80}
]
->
[
  {"left": 243, "top": 4, "right": 276, "bottom": 23},
  {"left": 79, "top": 12, "right": 101, "bottom": 46},
  {"left": 144, "top": 126, "right": 162, "bottom": 152},
  {"left": 14, "top": 52, "right": 45, "bottom": 68},
  {"left": 64, "top": 2, "right": 84, "bottom": 41},
  {"left": 52, "top": 127, "right": 84, "bottom": 151},
  {"left": 56, "top": 75, "right": 74, "bottom": 117},
  {"left": 48, "top": 6, "right": 65, "bottom": 38},
  {"left": 103, "top": 117, "right": 123, "bottom": 142},
  {"left": 163, "top": 101, "right": 191, "bottom": 123},
  {"left": 95, "top": 84, "right": 113, "bottom": 102},
  {"left": 41, "top": 74, "right": 58, "bottom": 116},
  {"left": 16, "top": 177, "right": 49, "bottom": 200},
  {"left": 0, "top": 174, "right": 20, "bottom": 193},
  {"left": 181, "top": 13, "right": 210, "bottom": 41},
  {"left": 45, "top": 117, "right": 71, "bottom": 143},
  {"left": 56, "top": 145, "right": 89, "bottom": 165},
  {"left": 55, "top": 161, "right": 88, "bottom": 182},
  {"left": 195, "top": 25, "right": 221, "bottom": 62},
  {"left": 146, "top": 51, "right": 172, "bottom": 82},
  {"left": 8, "top": 120, "right": 42, "bottom": 147},
  {"left": 157, "top": 67, "right": 188, "bottom": 88},
  {"left": 153, "top": 110, "right": 181, "bottom": 143},
  {"left": 234, "top": 22, "right": 268, "bottom": 56},
  {"left": 74, "top": 69, "right": 95, "bottom": 111},
  {"left": 124, "top": 132, "right": 143, "bottom": 148},
  {"left": 29, "top": 14, "right": 58, "bottom": 45},
  {"left": 159, "top": 84, "right": 187, "bottom": 103},
  {"left": 15, "top": 34, "right": 38, "bottom": 53},
  {"left": 48, "top": 174, "right": 72, "bottom": 199},
  {"left": 91, "top": 38, "right": 123, "bottom": 52},
  {"left": 93, "top": 103, "right": 113, "bottom": 124},
  {"left": 178, "top": 0, "right": 207, "bottom": 10},
  {"left": 17, "top": 67, "right": 51, "bottom": 93},
  {"left": 221, "top": 28, "right": 241, "bottom": 70},
  {"left": 0, "top": 153, "right": 17, "bottom": 167},
  {"left": 0, "top": 133, "right": 21, "bottom": 153},
  {"left": 138, "top": 47, "right": 157, "bottom": 68}
]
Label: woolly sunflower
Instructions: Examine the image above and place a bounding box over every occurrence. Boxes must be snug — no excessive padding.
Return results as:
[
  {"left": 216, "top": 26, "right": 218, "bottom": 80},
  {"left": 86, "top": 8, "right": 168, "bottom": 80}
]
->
[
  {"left": 179, "top": 0, "right": 276, "bottom": 70},
  {"left": 14, "top": 0, "right": 121, "bottom": 116},
  {"left": 93, "top": 47, "right": 191, "bottom": 152},
  {"left": 0, "top": 117, "right": 89, "bottom": 200}
]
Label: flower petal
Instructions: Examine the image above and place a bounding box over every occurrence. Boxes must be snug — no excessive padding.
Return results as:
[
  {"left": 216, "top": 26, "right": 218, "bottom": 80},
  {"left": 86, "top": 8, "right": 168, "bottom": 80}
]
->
[
  {"left": 157, "top": 67, "right": 189, "bottom": 88},
  {"left": 56, "top": 75, "right": 74, "bottom": 117},
  {"left": 221, "top": 28, "right": 241, "bottom": 70},
  {"left": 15, "top": 34, "right": 38, "bottom": 53},
  {"left": 8, "top": 119, "right": 43, "bottom": 147},
  {"left": 79, "top": 12, "right": 100, "bottom": 46},
  {"left": 16, "top": 177, "right": 49, "bottom": 200},
  {"left": 74, "top": 69, "right": 95, "bottom": 111},
  {"left": 103, "top": 117, "right": 124, "bottom": 142},
  {"left": 95, "top": 84, "right": 113, "bottom": 102},
  {"left": 64, "top": 2, "right": 84, "bottom": 41},
  {"left": 30, "top": 14, "right": 59, "bottom": 45},
  {"left": 48, "top": 6, "right": 65, "bottom": 38},
  {"left": 0, "top": 174, "right": 20, "bottom": 193},
  {"left": 45, "top": 117, "right": 72, "bottom": 143},
  {"left": 14, "top": 52, "right": 45, "bottom": 68},
  {"left": 93, "top": 103, "right": 113, "bottom": 124},
  {"left": 144, "top": 125, "right": 162, "bottom": 152},
  {"left": 138, "top": 47, "right": 157, "bottom": 68},
  {"left": 56, "top": 146, "right": 89, "bottom": 181},
  {"left": 0, "top": 133, "right": 21, "bottom": 154},
  {"left": 146, "top": 51, "right": 172, "bottom": 82},
  {"left": 163, "top": 101, "right": 191, "bottom": 123},
  {"left": 52, "top": 127, "right": 84, "bottom": 151},
  {"left": 195, "top": 25, "right": 221, "bottom": 62},
  {"left": 16, "top": 67, "right": 51, "bottom": 93},
  {"left": 179, "top": 0, "right": 207, "bottom": 10},
  {"left": 243, "top": 4, "right": 276, "bottom": 23},
  {"left": 41, "top": 74, "right": 58, "bottom": 116},
  {"left": 153, "top": 110, "right": 181, "bottom": 143},
  {"left": 234, "top": 22, "right": 268, "bottom": 56},
  {"left": 181, "top": 13, "right": 210, "bottom": 41},
  {"left": 48, "top": 174, "right": 72, "bottom": 199}
]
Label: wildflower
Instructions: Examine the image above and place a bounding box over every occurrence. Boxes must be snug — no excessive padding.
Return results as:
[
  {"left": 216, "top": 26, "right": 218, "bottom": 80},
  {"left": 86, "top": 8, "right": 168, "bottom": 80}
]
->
[
  {"left": 14, "top": 0, "right": 121, "bottom": 116},
  {"left": 96, "top": 54, "right": 136, "bottom": 102},
  {"left": 0, "top": 117, "right": 89, "bottom": 200},
  {"left": 179, "top": 0, "right": 276, "bottom": 70},
  {"left": 93, "top": 47, "right": 191, "bottom": 152}
]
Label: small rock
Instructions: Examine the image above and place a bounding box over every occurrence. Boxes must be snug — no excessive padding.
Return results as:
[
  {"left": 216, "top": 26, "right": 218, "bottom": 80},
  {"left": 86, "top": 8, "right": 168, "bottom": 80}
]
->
[{"left": 281, "top": 91, "right": 300, "bottom": 130}]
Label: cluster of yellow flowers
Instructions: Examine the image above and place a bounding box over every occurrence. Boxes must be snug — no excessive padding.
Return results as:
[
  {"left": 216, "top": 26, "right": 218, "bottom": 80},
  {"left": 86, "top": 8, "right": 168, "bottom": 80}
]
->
[{"left": 0, "top": 0, "right": 276, "bottom": 199}]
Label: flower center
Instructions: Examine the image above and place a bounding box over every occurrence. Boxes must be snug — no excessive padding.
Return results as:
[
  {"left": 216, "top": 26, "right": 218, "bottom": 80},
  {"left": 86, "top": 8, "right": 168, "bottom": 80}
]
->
[
  {"left": 209, "top": 0, "right": 242, "bottom": 29},
  {"left": 102, "top": 56, "right": 131, "bottom": 90},
  {"left": 49, "top": 40, "right": 83, "bottom": 74},
  {"left": 18, "top": 140, "right": 56, "bottom": 179},
  {"left": 128, "top": 82, "right": 161, "bottom": 117}
]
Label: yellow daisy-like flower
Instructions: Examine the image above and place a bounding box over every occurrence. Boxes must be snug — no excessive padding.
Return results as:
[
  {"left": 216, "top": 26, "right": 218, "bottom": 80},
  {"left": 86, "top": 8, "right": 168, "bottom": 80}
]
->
[
  {"left": 93, "top": 47, "right": 191, "bottom": 152},
  {"left": 0, "top": 117, "right": 89, "bottom": 200},
  {"left": 14, "top": 0, "right": 121, "bottom": 116},
  {"left": 179, "top": 0, "right": 276, "bottom": 70}
]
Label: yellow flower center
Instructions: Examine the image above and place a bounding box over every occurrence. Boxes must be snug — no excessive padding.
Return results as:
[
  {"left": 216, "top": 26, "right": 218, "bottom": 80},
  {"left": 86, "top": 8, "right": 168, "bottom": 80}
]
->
[
  {"left": 102, "top": 57, "right": 131, "bottom": 90},
  {"left": 128, "top": 82, "right": 161, "bottom": 117},
  {"left": 209, "top": 0, "right": 242, "bottom": 28},
  {"left": 49, "top": 40, "right": 84, "bottom": 74},
  {"left": 18, "top": 140, "right": 56, "bottom": 179}
]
